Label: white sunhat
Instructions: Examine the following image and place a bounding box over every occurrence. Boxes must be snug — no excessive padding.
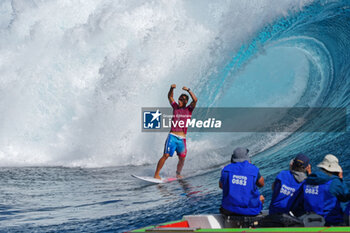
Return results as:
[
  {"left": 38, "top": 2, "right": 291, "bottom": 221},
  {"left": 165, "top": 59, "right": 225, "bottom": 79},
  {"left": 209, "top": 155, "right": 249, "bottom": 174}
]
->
[{"left": 317, "top": 154, "right": 343, "bottom": 173}]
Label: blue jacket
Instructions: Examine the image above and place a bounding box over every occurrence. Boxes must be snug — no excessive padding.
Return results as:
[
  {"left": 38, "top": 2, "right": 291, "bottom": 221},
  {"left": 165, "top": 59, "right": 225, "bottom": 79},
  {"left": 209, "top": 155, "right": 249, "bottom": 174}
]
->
[
  {"left": 345, "top": 202, "right": 350, "bottom": 216},
  {"left": 269, "top": 170, "right": 305, "bottom": 215},
  {"left": 303, "top": 171, "right": 348, "bottom": 224},
  {"left": 220, "top": 161, "right": 262, "bottom": 216}
]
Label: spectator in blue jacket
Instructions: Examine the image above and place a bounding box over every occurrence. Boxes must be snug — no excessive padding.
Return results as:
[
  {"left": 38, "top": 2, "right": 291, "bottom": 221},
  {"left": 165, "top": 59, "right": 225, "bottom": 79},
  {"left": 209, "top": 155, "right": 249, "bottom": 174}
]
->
[
  {"left": 269, "top": 153, "right": 311, "bottom": 216},
  {"left": 303, "top": 154, "right": 348, "bottom": 226},
  {"left": 219, "top": 147, "right": 265, "bottom": 216}
]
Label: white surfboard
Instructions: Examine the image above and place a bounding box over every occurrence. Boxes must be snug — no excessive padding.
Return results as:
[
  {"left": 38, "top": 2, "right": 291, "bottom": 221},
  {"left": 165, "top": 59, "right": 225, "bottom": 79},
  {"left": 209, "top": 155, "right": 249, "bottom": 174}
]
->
[{"left": 131, "top": 174, "right": 178, "bottom": 184}]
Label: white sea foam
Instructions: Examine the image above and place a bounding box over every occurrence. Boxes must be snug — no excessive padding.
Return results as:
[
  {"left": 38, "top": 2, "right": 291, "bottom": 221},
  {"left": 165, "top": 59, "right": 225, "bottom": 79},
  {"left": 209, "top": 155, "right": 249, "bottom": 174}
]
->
[{"left": 0, "top": 0, "right": 313, "bottom": 167}]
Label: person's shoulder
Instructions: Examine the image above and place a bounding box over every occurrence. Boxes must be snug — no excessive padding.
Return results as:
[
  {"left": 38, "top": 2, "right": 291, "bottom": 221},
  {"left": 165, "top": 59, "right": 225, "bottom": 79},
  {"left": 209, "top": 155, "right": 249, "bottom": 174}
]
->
[
  {"left": 277, "top": 170, "right": 290, "bottom": 174},
  {"left": 222, "top": 163, "right": 236, "bottom": 172},
  {"left": 306, "top": 171, "right": 330, "bottom": 184},
  {"left": 308, "top": 171, "right": 323, "bottom": 179},
  {"left": 222, "top": 163, "right": 233, "bottom": 169},
  {"left": 276, "top": 170, "right": 290, "bottom": 178},
  {"left": 329, "top": 176, "right": 348, "bottom": 200},
  {"left": 246, "top": 162, "right": 260, "bottom": 172},
  {"left": 171, "top": 101, "right": 179, "bottom": 109},
  {"left": 282, "top": 170, "right": 293, "bottom": 175},
  {"left": 330, "top": 176, "right": 343, "bottom": 186},
  {"left": 305, "top": 171, "right": 318, "bottom": 180},
  {"left": 247, "top": 160, "right": 258, "bottom": 168},
  {"left": 186, "top": 104, "right": 194, "bottom": 112},
  {"left": 221, "top": 165, "right": 230, "bottom": 175}
]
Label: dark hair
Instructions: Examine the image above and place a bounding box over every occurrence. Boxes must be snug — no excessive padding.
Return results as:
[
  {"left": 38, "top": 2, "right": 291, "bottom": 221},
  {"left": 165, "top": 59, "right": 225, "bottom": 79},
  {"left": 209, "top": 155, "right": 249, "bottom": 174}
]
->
[
  {"left": 291, "top": 160, "right": 307, "bottom": 172},
  {"left": 179, "top": 94, "right": 189, "bottom": 102}
]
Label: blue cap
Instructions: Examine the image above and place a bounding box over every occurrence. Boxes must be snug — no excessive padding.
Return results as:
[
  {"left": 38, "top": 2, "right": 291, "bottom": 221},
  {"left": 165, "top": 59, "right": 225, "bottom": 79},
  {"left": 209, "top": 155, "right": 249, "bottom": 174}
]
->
[{"left": 293, "top": 153, "right": 310, "bottom": 168}]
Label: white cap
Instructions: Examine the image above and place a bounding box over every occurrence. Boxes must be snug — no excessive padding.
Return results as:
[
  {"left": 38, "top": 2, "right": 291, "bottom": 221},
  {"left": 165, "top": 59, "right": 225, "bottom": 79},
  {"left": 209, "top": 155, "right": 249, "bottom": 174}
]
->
[{"left": 317, "top": 154, "right": 342, "bottom": 173}]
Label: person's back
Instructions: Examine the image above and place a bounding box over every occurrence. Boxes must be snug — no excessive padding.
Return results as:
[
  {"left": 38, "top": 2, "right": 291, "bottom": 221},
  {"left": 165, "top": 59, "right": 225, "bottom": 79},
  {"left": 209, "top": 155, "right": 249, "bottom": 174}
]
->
[
  {"left": 303, "top": 154, "right": 347, "bottom": 226},
  {"left": 269, "top": 153, "right": 310, "bottom": 216},
  {"left": 219, "top": 147, "right": 264, "bottom": 216}
]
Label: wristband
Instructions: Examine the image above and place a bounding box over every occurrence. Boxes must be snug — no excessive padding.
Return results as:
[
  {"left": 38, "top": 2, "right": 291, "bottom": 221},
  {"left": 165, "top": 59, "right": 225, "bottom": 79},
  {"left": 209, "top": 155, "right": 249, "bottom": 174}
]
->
[{"left": 187, "top": 88, "right": 191, "bottom": 92}]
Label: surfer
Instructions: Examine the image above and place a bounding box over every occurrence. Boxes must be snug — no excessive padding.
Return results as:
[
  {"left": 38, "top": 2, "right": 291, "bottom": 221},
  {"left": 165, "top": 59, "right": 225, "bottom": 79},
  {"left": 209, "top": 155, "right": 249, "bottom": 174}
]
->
[{"left": 153, "top": 84, "right": 197, "bottom": 180}]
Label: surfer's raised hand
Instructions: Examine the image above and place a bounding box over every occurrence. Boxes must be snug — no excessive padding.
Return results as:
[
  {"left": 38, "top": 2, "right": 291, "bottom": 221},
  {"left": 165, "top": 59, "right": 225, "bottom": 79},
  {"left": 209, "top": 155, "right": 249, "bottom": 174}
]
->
[
  {"left": 168, "top": 84, "right": 176, "bottom": 104},
  {"left": 182, "top": 86, "right": 189, "bottom": 91}
]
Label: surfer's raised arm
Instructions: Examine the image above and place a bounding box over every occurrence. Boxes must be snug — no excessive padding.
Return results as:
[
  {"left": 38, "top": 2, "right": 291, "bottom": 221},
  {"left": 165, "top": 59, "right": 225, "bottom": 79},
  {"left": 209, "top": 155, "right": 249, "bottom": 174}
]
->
[
  {"left": 168, "top": 84, "right": 176, "bottom": 105},
  {"left": 182, "top": 86, "right": 197, "bottom": 109}
]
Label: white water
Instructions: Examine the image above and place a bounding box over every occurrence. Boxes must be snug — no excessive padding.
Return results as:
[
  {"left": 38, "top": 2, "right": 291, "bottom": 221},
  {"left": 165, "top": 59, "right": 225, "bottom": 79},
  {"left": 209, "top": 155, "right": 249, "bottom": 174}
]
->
[{"left": 0, "top": 0, "right": 313, "bottom": 167}]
